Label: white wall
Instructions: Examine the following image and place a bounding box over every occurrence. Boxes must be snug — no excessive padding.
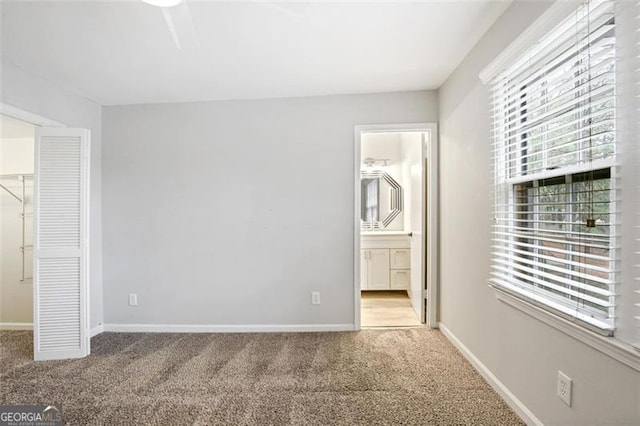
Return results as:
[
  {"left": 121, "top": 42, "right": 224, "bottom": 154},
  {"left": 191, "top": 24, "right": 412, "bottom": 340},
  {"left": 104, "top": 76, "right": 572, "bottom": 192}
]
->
[
  {"left": 438, "top": 2, "right": 640, "bottom": 425},
  {"left": 1, "top": 60, "right": 104, "bottom": 329},
  {"left": 360, "top": 132, "right": 423, "bottom": 233},
  {"left": 361, "top": 133, "right": 402, "bottom": 162},
  {"left": 0, "top": 135, "right": 34, "bottom": 324},
  {"left": 103, "top": 90, "right": 437, "bottom": 327}
]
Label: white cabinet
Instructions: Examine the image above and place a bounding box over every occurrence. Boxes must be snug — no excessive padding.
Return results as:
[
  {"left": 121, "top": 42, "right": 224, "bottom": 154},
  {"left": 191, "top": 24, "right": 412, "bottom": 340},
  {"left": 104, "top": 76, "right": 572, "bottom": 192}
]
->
[
  {"left": 390, "top": 269, "right": 410, "bottom": 290},
  {"left": 360, "top": 249, "right": 390, "bottom": 290},
  {"left": 390, "top": 249, "right": 410, "bottom": 269},
  {"left": 389, "top": 248, "right": 410, "bottom": 290},
  {"left": 360, "top": 234, "right": 411, "bottom": 291}
]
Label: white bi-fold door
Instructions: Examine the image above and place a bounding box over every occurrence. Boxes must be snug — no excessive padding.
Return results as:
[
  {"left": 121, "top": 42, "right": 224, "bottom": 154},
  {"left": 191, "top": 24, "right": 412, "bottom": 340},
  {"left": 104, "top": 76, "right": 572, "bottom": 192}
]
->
[{"left": 33, "top": 128, "right": 90, "bottom": 361}]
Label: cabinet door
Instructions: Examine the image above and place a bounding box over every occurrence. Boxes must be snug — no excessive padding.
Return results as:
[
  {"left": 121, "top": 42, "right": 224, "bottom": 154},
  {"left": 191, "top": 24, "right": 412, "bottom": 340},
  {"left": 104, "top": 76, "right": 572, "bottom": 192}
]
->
[
  {"left": 368, "top": 249, "right": 390, "bottom": 289},
  {"left": 390, "top": 270, "right": 410, "bottom": 290},
  {"left": 360, "top": 250, "right": 369, "bottom": 290},
  {"left": 390, "top": 249, "right": 410, "bottom": 269}
]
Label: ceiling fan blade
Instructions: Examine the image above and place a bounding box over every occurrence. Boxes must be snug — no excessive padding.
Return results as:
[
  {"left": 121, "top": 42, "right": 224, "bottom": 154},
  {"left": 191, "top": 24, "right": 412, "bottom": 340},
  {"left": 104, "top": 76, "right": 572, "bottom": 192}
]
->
[
  {"left": 161, "top": 1, "right": 200, "bottom": 51},
  {"left": 157, "top": 0, "right": 309, "bottom": 51},
  {"left": 161, "top": 7, "right": 181, "bottom": 50}
]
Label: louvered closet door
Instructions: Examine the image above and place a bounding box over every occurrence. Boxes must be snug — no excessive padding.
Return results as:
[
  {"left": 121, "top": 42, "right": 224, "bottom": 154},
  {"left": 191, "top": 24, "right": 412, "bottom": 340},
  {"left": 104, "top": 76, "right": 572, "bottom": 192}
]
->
[{"left": 33, "top": 128, "right": 90, "bottom": 361}]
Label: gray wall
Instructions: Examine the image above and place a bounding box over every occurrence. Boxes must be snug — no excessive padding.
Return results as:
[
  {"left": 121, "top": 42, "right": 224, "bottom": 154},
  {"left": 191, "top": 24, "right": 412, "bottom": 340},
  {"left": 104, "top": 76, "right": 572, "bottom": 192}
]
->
[
  {"left": 1, "top": 61, "right": 104, "bottom": 330},
  {"left": 102, "top": 91, "right": 437, "bottom": 326},
  {"left": 438, "top": 2, "right": 640, "bottom": 425}
]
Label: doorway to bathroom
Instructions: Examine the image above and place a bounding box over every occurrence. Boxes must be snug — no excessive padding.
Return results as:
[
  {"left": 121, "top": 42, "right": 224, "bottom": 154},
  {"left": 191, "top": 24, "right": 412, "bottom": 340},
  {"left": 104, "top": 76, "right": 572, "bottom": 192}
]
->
[{"left": 354, "top": 124, "right": 438, "bottom": 329}]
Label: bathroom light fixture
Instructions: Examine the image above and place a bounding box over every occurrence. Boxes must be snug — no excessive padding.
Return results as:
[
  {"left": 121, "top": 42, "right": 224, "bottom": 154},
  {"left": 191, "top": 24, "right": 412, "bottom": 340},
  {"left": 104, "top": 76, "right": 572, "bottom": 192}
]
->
[
  {"left": 363, "top": 157, "right": 391, "bottom": 168},
  {"left": 142, "top": 0, "right": 182, "bottom": 7}
]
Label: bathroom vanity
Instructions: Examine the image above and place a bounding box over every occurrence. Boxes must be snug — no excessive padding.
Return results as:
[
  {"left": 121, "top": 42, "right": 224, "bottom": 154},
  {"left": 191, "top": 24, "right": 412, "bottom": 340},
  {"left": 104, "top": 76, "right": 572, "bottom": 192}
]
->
[
  {"left": 360, "top": 168, "right": 411, "bottom": 291},
  {"left": 360, "top": 232, "right": 411, "bottom": 291}
]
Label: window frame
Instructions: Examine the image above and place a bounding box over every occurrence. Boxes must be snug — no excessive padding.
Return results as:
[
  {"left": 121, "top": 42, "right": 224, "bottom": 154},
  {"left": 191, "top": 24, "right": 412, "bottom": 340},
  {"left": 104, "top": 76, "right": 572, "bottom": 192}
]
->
[
  {"left": 482, "top": 0, "right": 640, "bottom": 370},
  {"left": 493, "top": 34, "right": 618, "bottom": 333}
]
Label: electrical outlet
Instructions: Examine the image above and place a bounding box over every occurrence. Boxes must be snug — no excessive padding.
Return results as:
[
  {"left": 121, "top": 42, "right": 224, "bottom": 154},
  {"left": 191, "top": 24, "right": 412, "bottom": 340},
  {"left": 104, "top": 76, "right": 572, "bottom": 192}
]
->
[
  {"left": 311, "top": 292, "right": 321, "bottom": 305},
  {"left": 557, "top": 371, "right": 572, "bottom": 407},
  {"left": 129, "top": 293, "right": 138, "bottom": 306}
]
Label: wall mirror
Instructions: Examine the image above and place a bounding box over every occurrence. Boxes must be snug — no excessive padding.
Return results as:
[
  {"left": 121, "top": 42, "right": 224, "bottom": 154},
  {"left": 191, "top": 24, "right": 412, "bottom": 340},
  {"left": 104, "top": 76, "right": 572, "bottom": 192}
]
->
[{"left": 361, "top": 170, "right": 403, "bottom": 230}]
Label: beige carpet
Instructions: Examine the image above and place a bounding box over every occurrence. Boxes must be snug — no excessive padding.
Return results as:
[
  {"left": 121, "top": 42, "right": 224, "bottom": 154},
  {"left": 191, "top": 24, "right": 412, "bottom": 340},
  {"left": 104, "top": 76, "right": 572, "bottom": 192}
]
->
[
  {"left": 0, "top": 329, "right": 523, "bottom": 425},
  {"left": 361, "top": 291, "right": 422, "bottom": 327}
]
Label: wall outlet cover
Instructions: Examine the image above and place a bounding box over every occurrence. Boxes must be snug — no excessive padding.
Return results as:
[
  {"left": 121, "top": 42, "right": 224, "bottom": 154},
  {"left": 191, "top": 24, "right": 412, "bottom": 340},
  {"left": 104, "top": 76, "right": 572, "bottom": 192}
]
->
[{"left": 557, "top": 371, "right": 572, "bottom": 407}]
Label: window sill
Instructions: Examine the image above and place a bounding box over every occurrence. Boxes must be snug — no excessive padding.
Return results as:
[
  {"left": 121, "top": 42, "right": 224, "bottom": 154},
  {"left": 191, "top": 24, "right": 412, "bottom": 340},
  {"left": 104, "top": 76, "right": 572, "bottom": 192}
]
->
[{"left": 492, "top": 286, "right": 640, "bottom": 373}]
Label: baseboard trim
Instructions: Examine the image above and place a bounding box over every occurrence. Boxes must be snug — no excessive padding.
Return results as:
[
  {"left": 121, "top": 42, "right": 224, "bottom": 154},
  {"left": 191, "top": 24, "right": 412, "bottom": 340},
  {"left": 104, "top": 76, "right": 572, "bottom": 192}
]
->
[
  {"left": 89, "top": 324, "right": 104, "bottom": 338},
  {"left": 439, "top": 323, "right": 543, "bottom": 426},
  {"left": 103, "top": 323, "right": 356, "bottom": 333},
  {"left": 1, "top": 322, "right": 356, "bottom": 335},
  {"left": 0, "top": 322, "right": 33, "bottom": 331},
  {"left": 0, "top": 323, "right": 104, "bottom": 337}
]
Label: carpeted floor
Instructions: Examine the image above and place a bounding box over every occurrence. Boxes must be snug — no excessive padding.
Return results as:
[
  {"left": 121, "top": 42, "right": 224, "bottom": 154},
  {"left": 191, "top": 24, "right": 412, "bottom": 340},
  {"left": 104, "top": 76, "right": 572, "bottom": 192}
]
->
[{"left": 0, "top": 329, "right": 523, "bottom": 425}]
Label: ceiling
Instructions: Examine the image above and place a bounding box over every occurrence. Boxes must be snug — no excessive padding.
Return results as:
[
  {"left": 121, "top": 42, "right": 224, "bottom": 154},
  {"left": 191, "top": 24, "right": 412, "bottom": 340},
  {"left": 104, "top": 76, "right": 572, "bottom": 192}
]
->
[
  {"left": 0, "top": 1, "right": 511, "bottom": 106},
  {"left": 0, "top": 114, "right": 35, "bottom": 139}
]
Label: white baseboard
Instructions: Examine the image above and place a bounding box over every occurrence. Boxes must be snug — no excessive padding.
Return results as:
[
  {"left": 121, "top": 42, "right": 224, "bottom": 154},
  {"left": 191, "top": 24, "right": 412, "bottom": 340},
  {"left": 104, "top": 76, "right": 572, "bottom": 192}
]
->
[
  {"left": 103, "top": 323, "right": 356, "bottom": 333},
  {"left": 439, "top": 323, "right": 543, "bottom": 426},
  {"left": 0, "top": 322, "right": 33, "bottom": 331},
  {"left": 89, "top": 324, "right": 104, "bottom": 338},
  {"left": 1, "top": 323, "right": 105, "bottom": 337},
  {"left": 1, "top": 322, "right": 355, "bottom": 335}
]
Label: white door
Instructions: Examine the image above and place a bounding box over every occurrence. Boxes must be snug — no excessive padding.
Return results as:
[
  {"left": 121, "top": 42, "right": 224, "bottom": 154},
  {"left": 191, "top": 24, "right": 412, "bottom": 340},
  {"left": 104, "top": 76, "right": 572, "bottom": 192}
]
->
[
  {"left": 360, "top": 250, "right": 368, "bottom": 290},
  {"left": 33, "top": 128, "right": 90, "bottom": 361},
  {"left": 409, "top": 133, "right": 426, "bottom": 323}
]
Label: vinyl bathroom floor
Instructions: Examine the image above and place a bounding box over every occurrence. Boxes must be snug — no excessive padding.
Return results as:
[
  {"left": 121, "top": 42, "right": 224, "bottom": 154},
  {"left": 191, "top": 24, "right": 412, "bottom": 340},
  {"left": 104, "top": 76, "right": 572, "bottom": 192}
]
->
[{"left": 361, "top": 291, "right": 422, "bottom": 327}]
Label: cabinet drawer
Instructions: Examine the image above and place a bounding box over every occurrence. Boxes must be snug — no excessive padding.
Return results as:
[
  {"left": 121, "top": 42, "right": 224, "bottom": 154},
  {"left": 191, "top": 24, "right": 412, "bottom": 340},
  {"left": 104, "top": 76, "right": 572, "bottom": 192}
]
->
[
  {"left": 390, "top": 249, "right": 410, "bottom": 269},
  {"left": 390, "top": 269, "right": 410, "bottom": 289}
]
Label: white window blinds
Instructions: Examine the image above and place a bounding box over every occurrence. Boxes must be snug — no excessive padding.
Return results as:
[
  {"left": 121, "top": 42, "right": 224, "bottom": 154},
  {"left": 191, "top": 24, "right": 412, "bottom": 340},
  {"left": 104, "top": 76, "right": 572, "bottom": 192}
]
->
[{"left": 490, "top": 0, "right": 618, "bottom": 333}]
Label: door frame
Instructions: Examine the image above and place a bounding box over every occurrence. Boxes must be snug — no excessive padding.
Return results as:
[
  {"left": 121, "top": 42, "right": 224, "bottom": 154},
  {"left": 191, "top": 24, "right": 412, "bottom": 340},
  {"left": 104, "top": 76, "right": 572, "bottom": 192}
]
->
[
  {"left": 0, "top": 103, "right": 93, "bottom": 359},
  {"left": 1, "top": 104, "right": 65, "bottom": 129},
  {"left": 353, "top": 123, "right": 439, "bottom": 329}
]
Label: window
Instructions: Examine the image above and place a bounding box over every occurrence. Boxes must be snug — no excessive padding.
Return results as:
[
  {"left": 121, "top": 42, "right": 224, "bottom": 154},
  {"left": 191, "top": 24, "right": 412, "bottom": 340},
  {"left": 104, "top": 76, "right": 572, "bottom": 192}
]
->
[
  {"left": 362, "top": 178, "right": 380, "bottom": 222},
  {"left": 490, "top": 0, "right": 619, "bottom": 334},
  {"left": 510, "top": 170, "right": 613, "bottom": 326}
]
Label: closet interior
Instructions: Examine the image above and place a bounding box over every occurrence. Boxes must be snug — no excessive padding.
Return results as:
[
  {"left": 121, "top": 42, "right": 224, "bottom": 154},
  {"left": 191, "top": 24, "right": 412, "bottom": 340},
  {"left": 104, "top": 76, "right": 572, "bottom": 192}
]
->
[{"left": 1, "top": 114, "right": 35, "bottom": 327}]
